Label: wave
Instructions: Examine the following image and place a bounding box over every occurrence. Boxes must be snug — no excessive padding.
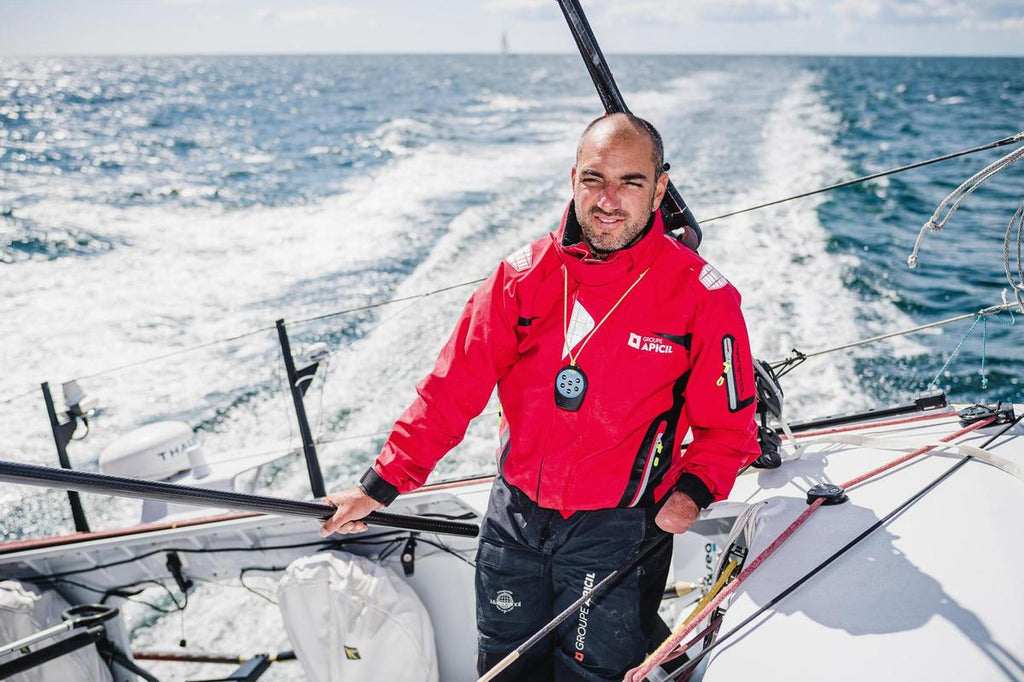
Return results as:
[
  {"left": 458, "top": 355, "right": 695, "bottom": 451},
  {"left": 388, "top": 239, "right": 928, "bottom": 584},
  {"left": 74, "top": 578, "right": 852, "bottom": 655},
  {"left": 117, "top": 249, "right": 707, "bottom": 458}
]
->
[
  {"left": 1, "top": 217, "right": 119, "bottom": 263},
  {"left": 697, "top": 70, "right": 924, "bottom": 416},
  {"left": 369, "top": 117, "right": 437, "bottom": 156}
]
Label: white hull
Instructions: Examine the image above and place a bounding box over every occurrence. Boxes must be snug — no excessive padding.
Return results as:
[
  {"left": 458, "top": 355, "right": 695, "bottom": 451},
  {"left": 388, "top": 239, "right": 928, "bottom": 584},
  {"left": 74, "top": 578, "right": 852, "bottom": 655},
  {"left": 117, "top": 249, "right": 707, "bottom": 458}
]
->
[{"left": 1, "top": 403, "right": 1022, "bottom": 681}]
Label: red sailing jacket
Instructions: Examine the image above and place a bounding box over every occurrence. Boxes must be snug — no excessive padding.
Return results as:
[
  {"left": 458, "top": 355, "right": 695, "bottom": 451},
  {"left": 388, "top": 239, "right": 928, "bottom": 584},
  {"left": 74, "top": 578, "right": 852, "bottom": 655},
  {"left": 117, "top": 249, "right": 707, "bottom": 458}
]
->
[{"left": 363, "top": 203, "right": 759, "bottom": 512}]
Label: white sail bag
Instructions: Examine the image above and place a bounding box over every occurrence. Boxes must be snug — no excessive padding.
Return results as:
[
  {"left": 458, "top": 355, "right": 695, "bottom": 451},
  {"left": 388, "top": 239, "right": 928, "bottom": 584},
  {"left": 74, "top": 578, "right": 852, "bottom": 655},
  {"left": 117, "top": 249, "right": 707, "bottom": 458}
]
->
[{"left": 278, "top": 552, "right": 439, "bottom": 682}]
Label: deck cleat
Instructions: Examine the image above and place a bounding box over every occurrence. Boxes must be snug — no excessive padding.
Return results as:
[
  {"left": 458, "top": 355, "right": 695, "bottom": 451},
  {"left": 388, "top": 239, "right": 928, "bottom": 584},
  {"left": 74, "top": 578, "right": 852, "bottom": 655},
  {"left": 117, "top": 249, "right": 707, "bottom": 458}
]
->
[
  {"left": 958, "top": 402, "right": 1015, "bottom": 427},
  {"left": 806, "top": 483, "right": 848, "bottom": 506}
]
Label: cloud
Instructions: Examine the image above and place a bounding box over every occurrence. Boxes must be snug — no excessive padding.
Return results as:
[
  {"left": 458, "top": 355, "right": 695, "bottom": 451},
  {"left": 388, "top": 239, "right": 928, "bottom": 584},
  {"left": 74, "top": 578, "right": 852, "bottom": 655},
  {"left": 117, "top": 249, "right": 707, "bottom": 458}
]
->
[
  {"left": 487, "top": 0, "right": 1022, "bottom": 31},
  {"left": 595, "top": 0, "right": 813, "bottom": 26},
  {"left": 483, "top": 0, "right": 554, "bottom": 21},
  {"left": 835, "top": 0, "right": 1024, "bottom": 28},
  {"left": 197, "top": 13, "right": 226, "bottom": 26},
  {"left": 968, "top": 16, "right": 1024, "bottom": 29},
  {"left": 835, "top": 0, "right": 967, "bottom": 25},
  {"left": 254, "top": 5, "right": 358, "bottom": 26},
  {"left": 697, "top": 0, "right": 812, "bottom": 22},
  {"left": 488, "top": 0, "right": 813, "bottom": 25}
]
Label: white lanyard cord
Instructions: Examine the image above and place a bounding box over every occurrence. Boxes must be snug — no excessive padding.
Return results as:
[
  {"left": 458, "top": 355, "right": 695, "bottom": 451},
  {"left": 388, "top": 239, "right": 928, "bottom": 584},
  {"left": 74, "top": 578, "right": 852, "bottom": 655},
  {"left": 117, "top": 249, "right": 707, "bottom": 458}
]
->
[{"left": 562, "top": 264, "right": 650, "bottom": 366}]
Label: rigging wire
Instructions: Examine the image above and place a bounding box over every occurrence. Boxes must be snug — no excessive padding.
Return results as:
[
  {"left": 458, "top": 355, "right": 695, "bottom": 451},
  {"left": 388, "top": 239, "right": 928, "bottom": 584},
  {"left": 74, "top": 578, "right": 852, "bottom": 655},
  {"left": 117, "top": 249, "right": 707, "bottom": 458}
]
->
[
  {"left": 1, "top": 279, "right": 477, "bottom": 411},
  {"left": 290, "top": 278, "right": 486, "bottom": 327},
  {"left": 190, "top": 406, "right": 502, "bottom": 468},
  {"left": 0, "top": 404, "right": 499, "bottom": 517},
  {"left": 75, "top": 325, "right": 278, "bottom": 383},
  {"left": 0, "top": 388, "right": 38, "bottom": 408},
  {"left": 1, "top": 134, "right": 1018, "bottom": 409},
  {"left": 702, "top": 131, "right": 1024, "bottom": 225},
  {"left": 313, "top": 409, "right": 502, "bottom": 448},
  {"left": 770, "top": 300, "right": 1021, "bottom": 377}
]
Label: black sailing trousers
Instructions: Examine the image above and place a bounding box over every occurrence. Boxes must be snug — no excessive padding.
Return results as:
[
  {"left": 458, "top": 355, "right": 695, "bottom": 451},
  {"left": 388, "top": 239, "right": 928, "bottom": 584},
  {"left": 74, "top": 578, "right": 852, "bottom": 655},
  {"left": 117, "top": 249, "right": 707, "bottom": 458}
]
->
[{"left": 475, "top": 477, "right": 673, "bottom": 682}]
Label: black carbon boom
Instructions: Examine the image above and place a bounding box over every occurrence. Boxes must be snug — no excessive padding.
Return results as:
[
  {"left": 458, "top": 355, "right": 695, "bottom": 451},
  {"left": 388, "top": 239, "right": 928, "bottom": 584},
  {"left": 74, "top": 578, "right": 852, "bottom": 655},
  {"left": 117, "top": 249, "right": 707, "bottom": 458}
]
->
[{"left": 0, "top": 460, "right": 479, "bottom": 538}]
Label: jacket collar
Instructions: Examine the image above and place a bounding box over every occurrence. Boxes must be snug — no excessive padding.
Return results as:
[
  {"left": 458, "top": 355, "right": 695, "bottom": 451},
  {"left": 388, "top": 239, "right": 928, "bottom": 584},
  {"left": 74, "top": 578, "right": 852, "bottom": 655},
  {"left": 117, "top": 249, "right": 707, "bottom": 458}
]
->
[{"left": 551, "top": 200, "right": 665, "bottom": 286}]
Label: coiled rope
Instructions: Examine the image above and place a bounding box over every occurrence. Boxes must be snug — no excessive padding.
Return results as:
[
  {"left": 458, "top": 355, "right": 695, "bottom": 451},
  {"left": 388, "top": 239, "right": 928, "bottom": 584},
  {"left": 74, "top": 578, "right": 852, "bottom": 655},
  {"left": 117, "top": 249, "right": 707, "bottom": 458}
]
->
[
  {"left": 1004, "top": 203, "right": 1024, "bottom": 310},
  {"left": 908, "top": 142, "right": 1024, "bottom": 269}
]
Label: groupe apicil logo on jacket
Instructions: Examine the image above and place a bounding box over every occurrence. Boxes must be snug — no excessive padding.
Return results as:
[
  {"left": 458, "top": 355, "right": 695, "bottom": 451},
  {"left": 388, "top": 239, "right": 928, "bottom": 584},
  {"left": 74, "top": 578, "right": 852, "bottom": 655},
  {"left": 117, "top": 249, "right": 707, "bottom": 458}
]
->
[{"left": 627, "top": 333, "right": 674, "bottom": 354}]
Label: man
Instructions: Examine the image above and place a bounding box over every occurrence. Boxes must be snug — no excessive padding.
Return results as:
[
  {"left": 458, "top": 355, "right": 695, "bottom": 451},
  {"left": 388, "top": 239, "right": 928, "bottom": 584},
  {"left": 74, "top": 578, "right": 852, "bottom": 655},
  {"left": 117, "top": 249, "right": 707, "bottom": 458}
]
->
[{"left": 321, "top": 113, "right": 759, "bottom": 681}]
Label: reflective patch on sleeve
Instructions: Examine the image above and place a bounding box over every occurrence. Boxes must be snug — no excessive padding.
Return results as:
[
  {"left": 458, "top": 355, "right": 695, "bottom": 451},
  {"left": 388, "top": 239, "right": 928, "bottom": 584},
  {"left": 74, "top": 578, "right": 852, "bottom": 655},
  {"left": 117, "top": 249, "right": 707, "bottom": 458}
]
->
[
  {"left": 698, "top": 263, "right": 728, "bottom": 290},
  {"left": 505, "top": 244, "right": 533, "bottom": 272}
]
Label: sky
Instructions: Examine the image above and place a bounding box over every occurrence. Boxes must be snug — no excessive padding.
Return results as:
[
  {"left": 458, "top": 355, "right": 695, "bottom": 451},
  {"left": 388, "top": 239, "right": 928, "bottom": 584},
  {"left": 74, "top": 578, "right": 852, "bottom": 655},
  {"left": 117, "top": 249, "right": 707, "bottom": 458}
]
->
[{"left": 1, "top": 0, "right": 1022, "bottom": 56}]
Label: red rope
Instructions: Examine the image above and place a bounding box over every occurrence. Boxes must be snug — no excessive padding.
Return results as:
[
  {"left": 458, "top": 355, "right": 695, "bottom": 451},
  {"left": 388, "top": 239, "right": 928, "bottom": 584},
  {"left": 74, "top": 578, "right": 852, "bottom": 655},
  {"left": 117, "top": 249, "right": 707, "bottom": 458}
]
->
[
  {"left": 838, "top": 419, "right": 987, "bottom": 489},
  {"left": 658, "top": 615, "right": 723, "bottom": 665},
  {"left": 624, "top": 415, "right": 995, "bottom": 682}
]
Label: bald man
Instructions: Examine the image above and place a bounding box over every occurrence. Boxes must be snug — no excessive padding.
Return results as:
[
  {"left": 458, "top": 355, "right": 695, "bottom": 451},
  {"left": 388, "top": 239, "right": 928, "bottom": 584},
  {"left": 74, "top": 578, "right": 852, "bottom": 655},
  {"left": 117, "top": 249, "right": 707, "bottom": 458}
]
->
[{"left": 322, "top": 113, "right": 759, "bottom": 681}]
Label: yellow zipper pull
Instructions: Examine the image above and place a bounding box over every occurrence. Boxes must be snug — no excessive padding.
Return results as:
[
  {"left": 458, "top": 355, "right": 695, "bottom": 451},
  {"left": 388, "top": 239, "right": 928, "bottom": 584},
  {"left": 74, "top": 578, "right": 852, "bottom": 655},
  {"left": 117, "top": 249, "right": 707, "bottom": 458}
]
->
[{"left": 716, "top": 361, "right": 732, "bottom": 387}]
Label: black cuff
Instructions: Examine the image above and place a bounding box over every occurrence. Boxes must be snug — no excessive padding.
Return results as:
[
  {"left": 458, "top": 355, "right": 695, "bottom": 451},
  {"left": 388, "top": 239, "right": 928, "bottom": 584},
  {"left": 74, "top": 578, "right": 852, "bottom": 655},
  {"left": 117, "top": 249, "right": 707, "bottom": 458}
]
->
[
  {"left": 674, "top": 473, "right": 714, "bottom": 509},
  {"left": 358, "top": 468, "right": 400, "bottom": 506}
]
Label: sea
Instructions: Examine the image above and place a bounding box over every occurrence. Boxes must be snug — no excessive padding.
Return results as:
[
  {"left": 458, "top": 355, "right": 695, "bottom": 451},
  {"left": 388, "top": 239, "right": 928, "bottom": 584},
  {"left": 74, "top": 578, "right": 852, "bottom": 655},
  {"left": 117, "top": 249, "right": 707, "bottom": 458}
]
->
[{"left": 1, "top": 54, "right": 1022, "bottom": 677}]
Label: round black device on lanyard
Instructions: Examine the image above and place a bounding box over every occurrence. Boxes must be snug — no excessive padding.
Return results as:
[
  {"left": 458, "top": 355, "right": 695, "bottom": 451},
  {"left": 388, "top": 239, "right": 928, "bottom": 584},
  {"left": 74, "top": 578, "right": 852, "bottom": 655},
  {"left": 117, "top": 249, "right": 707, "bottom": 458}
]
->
[
  {"left": 555, "top": 365, "right": 588, "bottom": 411},
  {"left": 556, "top": 265, "right": 649, "bottom": 411}
]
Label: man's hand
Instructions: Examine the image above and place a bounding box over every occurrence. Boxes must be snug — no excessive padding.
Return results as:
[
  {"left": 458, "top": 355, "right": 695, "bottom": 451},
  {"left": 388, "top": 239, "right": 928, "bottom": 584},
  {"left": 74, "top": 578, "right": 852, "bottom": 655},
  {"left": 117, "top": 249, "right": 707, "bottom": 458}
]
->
[
  {"left": 655, "top": 491, "right": 700, "bottom": 534},
  {"left": 319, "top": 487, "right": 384, "bottom": 537}
]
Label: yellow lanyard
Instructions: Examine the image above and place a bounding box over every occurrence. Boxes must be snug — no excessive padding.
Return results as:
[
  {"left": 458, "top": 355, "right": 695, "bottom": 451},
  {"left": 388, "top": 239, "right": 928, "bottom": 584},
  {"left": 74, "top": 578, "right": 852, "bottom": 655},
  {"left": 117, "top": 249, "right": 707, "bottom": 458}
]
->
[{"left": 562, "top": 265, "right": 650, "bottom": 367}]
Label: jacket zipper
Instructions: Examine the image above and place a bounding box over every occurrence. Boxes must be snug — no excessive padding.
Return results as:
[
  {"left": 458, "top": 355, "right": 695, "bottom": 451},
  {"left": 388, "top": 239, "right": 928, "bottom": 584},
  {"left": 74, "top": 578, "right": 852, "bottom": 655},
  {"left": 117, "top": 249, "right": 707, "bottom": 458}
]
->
[
  {"left": 722, "top": 336, "right": 740, "bottom": 411},
  {"left": 627, "top": 429, "right": 664, "bottom": 507}
]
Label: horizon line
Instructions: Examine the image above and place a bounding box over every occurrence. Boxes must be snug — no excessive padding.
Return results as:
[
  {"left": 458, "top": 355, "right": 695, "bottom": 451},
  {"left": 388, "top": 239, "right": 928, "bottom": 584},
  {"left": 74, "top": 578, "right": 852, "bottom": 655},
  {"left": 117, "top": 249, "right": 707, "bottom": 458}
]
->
[{"left": 3, "top": 50, "right": 1023, "bottom": 59}]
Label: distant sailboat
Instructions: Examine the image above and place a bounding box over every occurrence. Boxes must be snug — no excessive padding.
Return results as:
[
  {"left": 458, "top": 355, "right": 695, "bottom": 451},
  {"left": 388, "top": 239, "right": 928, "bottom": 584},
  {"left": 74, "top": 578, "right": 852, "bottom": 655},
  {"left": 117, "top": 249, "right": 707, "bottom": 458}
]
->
[{"left": 501, "top": 30, "right": 509, "bottom": 55}]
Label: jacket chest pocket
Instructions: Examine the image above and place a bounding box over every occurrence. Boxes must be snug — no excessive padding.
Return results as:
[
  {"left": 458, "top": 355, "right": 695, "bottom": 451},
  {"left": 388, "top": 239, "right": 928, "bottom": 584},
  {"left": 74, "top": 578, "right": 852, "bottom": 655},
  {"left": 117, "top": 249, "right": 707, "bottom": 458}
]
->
[{"left": 514, "top": 312, "right": 564, "bottom": 361}]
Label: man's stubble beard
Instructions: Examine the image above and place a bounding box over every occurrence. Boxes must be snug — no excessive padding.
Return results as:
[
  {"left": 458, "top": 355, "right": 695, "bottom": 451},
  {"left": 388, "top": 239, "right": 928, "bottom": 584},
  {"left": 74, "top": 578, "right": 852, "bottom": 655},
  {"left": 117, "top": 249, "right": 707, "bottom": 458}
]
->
[{"left": 576, "top": 201, "right": 655, "bottom": 256}]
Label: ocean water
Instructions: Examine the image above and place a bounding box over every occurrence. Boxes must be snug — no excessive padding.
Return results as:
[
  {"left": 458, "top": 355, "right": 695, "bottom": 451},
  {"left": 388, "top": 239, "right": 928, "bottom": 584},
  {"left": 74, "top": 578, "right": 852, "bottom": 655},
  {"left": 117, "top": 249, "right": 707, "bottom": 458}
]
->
[{"left": 1, "top": 54, "right": 1022, "bottom": 677}]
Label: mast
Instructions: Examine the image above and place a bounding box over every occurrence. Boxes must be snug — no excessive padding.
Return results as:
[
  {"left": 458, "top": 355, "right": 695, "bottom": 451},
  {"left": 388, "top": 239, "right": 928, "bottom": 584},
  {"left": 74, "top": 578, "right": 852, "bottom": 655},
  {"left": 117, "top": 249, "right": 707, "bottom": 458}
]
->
[{"left": 554, "top": 0, "right": 703, "bottom": 250}]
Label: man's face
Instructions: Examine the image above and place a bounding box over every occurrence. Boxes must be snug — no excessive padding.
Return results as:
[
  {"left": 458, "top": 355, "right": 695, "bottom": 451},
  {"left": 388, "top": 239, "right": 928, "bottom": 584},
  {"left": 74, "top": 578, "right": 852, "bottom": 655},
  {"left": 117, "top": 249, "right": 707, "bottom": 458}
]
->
[{"left": 571, "top": 130, "right": 668, "bottom": 256}]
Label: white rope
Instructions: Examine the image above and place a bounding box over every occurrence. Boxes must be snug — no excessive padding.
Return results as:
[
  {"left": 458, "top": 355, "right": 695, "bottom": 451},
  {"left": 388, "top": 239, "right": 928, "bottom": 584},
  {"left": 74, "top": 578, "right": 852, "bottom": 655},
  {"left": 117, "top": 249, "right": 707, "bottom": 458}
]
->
[
  {"left": 908, "top": 144, "right": 1024, "bottom": 269},
  {"left": 752, "top": 361, "right": 804, "bottom": 460},
  {"left": 710, "top": 502, "right": 765, "bottom": 588},
  {"left": 801, "top": 433, "right": 1024, "bottom": 482},
  {"left": 1004, "top": 203, "right": 1024, "bottom": 311}
]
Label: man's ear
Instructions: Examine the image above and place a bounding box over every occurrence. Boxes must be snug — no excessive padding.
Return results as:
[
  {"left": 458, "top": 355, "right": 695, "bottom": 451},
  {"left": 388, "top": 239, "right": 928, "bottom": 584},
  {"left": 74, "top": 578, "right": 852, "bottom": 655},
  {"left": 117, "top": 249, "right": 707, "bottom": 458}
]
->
[
  {"left": 570, "top": 165, "right": 578, "bottom": 188},
  {"left": 652, "top": 172, "right": 669, "bottom": 211}
]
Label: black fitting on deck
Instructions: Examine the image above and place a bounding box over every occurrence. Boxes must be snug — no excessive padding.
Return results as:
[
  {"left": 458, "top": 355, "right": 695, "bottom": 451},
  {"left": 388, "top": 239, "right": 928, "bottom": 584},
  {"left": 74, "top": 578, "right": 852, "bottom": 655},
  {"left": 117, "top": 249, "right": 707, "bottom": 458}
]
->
[
  {"left": 958, "top": 402, "right": 1015, "bottom": 427},
  {"left": 401, "top": 534, "right": 417, "bottom": 577},
  {"left": 806, "top": 483, "right": 848, "bottom": 506}
]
